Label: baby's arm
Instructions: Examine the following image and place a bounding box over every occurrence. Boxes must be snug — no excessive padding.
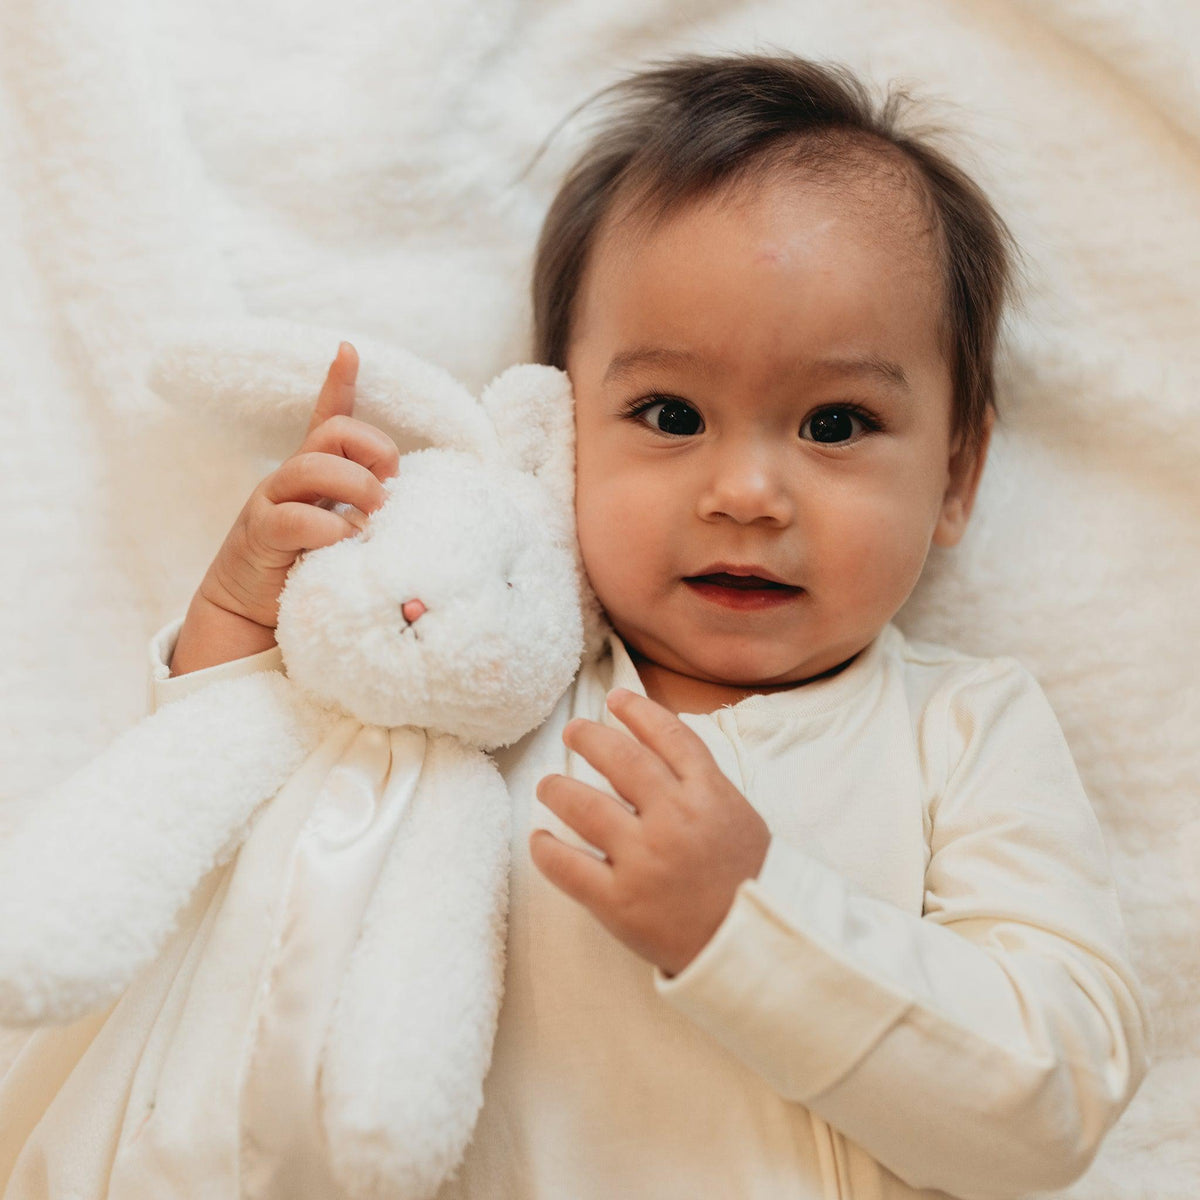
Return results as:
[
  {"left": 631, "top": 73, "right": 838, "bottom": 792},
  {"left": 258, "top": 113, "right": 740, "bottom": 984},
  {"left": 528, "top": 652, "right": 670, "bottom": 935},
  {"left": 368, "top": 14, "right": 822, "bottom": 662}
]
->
[
  {"left": 148, "top": 610, "right": 284, "bottom": 715},
  {"left": 169, "top": 589, "right": 279, "bottom": 677},
  {"left": 653, "top": 660, "right": 1151, "bottom": 1200}
]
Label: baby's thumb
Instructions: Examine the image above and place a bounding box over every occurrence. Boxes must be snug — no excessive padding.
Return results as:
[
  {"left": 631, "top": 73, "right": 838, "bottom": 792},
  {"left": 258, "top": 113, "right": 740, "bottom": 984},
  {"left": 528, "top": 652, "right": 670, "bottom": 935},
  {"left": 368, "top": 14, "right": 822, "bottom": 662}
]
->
[{"left": 306, "top": 342, "right": 359, "bottom": 435}]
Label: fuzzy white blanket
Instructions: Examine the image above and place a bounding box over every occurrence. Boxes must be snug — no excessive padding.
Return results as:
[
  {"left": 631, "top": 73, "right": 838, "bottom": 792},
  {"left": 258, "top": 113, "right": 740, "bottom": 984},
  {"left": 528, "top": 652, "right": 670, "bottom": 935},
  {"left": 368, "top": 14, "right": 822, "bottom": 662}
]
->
[{"left": 0, "top": 0, "right": 1196, "bottom": 1195}]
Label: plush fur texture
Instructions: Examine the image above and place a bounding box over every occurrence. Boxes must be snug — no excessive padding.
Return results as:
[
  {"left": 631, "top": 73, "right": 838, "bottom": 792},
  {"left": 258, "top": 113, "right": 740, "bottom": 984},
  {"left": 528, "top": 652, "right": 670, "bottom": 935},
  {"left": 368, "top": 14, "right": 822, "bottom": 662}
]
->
[
  {"left": 0, "top": 0, "right": 1196, "bottom": 1194},
  {"left": 0, "top": 335, "right": 605, "bottom": 1196},
  {"left": 0, "top": 671, "right": 338, "bottom": 1024}
]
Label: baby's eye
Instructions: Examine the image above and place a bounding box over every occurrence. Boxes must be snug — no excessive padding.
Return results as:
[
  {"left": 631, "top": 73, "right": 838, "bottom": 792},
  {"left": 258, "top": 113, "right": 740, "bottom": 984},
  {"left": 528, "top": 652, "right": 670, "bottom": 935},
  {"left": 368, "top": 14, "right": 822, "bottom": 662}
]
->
[
  {"left": 621, "top": 395, "right": 703, "bottom": 437},
  {"left": 800, "top": 405, "right": 879, "bottom": 444}
]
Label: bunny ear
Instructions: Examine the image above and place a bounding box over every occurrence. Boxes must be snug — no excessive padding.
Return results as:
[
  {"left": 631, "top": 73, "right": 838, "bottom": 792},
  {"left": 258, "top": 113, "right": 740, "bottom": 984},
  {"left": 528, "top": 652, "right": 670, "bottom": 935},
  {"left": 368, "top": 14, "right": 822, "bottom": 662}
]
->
[
  {"left": 478, "top": 363, "right": 575, "bottom": 520},
  {"left": 478, "top": 363, "right": 615, "bottom": 666},
  {"left": 147, "top": 317, "right": 499, "bottom": 462}
]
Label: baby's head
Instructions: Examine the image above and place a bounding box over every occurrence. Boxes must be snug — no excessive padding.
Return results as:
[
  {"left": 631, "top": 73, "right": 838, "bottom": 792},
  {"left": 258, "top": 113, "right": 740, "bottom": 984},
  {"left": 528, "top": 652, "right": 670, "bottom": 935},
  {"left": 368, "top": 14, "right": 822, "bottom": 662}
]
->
[{"left": 532, "top": 53, "right": 1017, "bottom": 709}]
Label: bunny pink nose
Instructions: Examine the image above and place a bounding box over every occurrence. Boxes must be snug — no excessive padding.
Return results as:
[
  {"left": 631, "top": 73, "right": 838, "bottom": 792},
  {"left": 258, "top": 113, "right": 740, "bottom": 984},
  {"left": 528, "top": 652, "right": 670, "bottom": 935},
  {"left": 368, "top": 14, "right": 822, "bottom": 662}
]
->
[{"left": 402, "top": 598, "right": 426, "bottom": 623}]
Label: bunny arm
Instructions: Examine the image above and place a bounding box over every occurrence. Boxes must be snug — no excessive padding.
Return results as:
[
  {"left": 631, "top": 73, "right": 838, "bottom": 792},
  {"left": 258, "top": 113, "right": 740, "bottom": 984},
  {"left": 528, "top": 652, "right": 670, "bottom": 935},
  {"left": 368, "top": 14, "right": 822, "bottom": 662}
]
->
[
  {"left": 317, "top": 734, "right": 512, "bottom": 1200},
  {"left": 0, "top": 670, "right": 340, "bottom": 1026}
]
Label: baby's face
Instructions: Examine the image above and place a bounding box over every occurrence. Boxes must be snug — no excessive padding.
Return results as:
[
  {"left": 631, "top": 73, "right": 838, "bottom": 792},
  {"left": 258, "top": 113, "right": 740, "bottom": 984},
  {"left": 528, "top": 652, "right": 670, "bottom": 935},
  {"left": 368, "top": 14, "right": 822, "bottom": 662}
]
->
[{"left": 566, "top": 173, "right": 987, "bottom": 709}]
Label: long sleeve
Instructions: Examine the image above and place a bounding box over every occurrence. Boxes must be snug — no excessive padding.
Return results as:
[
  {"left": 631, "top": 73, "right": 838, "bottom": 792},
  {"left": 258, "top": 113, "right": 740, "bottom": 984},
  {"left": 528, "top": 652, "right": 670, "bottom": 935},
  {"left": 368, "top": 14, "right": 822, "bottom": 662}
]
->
[
  {"left": 147, "top": 614, "right": 285, "bottom": 715},
  {"left": 652, "top": 658, "right": 1152, "bottom": 1200}
]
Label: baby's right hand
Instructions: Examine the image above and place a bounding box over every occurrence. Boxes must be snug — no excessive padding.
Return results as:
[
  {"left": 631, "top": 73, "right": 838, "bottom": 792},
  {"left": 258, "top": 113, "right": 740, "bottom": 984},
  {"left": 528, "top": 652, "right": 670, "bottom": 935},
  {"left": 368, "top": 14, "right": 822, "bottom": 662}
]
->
[{"left": 198, "top": 342, "right": 401, "bottom": 631}]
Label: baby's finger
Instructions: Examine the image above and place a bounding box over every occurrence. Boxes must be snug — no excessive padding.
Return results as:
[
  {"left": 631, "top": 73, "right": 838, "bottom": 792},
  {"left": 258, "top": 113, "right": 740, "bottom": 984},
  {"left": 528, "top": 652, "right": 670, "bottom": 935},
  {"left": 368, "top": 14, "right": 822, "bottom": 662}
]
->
[
  {"left": 265, "top": 451, "right": 390, "bottom": 517},
  {"left": 305, "top": 342, "right": 359, "bottom": 439},
  {"left": 561, "top": 717, "right": 674, "bottom": 814},
  {"left": 258, "top": 500, "right": 366, "bottom": 555},
  {"left": 603, "top": 689, "right": 713, "bottom": 783},
  {"left": 300, "top": 413, "right": 401, "bottom": 485}
]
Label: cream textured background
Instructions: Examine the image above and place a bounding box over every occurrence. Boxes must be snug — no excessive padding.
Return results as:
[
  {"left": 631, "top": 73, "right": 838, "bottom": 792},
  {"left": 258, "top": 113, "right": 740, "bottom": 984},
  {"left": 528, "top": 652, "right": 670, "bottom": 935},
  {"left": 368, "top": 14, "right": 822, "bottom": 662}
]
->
[{"left": 0, "top": 0, "right": 1196, "bottom": 1192}]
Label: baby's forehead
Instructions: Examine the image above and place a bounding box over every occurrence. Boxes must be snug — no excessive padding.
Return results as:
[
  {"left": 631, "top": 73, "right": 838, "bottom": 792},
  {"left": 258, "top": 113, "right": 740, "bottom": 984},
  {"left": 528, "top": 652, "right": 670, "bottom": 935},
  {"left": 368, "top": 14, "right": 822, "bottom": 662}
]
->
[
  {"left": 603, "top": 136, "right": 940, "bottom": 258},
  {"left": 581, "top": 173, "right": 944, "bottom": 355},
  {"left": 572, "top": 155, "right": 951, "bottom": 389}
]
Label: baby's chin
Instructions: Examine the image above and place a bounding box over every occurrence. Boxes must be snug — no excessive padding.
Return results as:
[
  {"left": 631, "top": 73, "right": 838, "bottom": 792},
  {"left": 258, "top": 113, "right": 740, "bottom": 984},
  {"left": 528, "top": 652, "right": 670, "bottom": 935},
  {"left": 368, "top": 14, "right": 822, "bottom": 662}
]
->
[
  {"left": 620, "top": 622, "right": 869, "bottom": 692},
  {"left": 619, "top": 630, "right": 813, "bottom": 690}
]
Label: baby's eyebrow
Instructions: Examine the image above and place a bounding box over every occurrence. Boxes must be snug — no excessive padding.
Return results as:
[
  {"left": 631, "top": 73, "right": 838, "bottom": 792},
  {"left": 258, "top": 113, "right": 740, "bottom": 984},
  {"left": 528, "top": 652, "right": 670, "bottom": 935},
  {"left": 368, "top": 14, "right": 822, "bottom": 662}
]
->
[
  {"left": 603, "top": 346, "right": 705, "bottom": 385},
  {"left": 603, "top": 346, "right": 911, "bottom": 393},
  {"left": 812, "top": 355, "right": 911, "bottom": 393}
]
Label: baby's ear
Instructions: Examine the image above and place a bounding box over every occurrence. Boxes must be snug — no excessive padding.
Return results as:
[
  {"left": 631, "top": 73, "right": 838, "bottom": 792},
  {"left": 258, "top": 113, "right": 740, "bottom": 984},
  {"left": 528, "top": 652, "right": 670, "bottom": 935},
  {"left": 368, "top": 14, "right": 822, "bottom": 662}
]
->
[
  {"left": 934, "top": 407, "right": 995, "bottom": 548},
  {"left": 478, "top": 364, "right": 576, "bottom": 508}
]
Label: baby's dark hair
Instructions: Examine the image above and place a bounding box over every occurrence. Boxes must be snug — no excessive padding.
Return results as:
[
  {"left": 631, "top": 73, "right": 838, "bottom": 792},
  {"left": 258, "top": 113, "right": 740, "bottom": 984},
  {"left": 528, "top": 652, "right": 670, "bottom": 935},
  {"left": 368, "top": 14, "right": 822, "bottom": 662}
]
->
[{"left": 530, "top": 51, "right": 1019, "bottom": 460}]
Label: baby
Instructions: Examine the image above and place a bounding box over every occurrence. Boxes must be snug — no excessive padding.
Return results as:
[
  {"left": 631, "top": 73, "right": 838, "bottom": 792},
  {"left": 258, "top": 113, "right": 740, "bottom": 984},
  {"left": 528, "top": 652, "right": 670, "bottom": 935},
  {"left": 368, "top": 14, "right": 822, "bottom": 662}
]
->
[{"left": 157, "top": 52, "right": 1149, "bottom": 1200}]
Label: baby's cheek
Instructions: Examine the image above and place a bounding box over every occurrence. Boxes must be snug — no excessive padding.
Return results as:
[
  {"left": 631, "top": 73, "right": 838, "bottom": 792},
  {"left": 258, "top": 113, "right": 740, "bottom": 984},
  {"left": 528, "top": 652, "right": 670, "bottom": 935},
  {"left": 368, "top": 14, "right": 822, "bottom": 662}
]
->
[
  {"left": 574, "top": 492, "right": 612, "bottom": 571},
  {"left": 573, "top": 483, "right": 635, "bottom": 604},
  {"left": 819, "top": 494, "right": 931, "bottom": 606}
]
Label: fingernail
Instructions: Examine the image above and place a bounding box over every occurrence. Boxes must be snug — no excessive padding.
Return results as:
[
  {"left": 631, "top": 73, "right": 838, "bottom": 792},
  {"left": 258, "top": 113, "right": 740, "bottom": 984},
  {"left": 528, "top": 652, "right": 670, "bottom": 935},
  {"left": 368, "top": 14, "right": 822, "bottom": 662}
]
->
[{"left": 608, "top": 687, "right": 630, "bottom": 706}]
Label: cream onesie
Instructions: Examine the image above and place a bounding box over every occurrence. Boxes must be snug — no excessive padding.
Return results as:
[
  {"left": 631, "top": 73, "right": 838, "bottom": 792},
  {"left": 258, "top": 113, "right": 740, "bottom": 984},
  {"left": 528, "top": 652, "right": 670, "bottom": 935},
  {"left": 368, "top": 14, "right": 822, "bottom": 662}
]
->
[{"left": 0, "top": 616, "right": 1151, "bottom": 1200}]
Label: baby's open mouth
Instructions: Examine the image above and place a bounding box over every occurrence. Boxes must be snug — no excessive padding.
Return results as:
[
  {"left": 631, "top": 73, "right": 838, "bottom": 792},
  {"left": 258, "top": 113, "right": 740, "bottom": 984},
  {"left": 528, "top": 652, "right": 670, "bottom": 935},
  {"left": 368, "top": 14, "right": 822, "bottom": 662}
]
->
[{"left": 687, "top": 572, "right": 799, "bottom": 591}]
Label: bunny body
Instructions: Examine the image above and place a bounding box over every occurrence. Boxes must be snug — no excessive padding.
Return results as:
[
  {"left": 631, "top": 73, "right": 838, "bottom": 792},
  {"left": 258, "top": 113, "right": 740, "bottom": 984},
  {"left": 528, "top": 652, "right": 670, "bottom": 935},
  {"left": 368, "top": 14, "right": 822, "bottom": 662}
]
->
[
  {"left": 0, "top": 322, "right": 610, "bottom": 1199},
  {"left": 1, "top": 702, "right": 510, "bottom": 1200}
]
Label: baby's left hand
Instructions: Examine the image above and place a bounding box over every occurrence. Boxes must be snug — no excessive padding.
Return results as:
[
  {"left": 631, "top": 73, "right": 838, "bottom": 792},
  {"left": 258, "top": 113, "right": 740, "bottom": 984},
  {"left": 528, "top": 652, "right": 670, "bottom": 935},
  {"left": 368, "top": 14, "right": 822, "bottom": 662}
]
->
[{"left": 531, "top": 688, "right": 771, "bottom": 978}]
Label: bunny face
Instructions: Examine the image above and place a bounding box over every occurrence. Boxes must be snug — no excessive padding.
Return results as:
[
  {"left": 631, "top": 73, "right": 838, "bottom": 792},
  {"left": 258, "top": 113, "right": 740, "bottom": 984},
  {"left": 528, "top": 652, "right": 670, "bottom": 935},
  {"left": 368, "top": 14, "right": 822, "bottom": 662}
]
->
[{"left": 275, "top": 447, "right": 583, "bottom": 750}]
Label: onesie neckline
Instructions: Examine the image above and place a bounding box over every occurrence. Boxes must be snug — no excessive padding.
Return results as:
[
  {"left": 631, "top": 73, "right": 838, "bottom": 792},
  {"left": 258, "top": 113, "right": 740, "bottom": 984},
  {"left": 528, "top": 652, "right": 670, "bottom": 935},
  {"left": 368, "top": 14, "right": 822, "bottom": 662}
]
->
[{"left": 600, "top": 623, "right": 898, "bottom": 726}]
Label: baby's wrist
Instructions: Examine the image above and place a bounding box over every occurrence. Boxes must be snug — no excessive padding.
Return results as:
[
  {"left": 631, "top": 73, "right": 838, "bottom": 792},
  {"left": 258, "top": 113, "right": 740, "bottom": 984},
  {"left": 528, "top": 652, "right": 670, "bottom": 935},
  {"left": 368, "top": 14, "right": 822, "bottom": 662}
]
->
[{"left": 169, "top": 591, "right": 277, "bottom": 677}]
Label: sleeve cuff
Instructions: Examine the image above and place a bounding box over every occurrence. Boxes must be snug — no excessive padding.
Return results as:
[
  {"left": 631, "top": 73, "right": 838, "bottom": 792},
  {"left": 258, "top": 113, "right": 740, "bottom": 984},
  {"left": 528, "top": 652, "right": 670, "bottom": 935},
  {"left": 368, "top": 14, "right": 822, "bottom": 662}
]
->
[
  {"left": 148, "top": 614, "right": 285, "bottom": 714},
  {"left": 652, "top": 835, "right": 912, "bottom": 1103}
]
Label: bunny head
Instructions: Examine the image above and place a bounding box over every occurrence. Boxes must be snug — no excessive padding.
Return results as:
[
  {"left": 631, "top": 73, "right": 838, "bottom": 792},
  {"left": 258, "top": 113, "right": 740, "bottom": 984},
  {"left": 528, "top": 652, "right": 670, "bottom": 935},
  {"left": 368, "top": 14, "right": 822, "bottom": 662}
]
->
[
  {"left": 277, "top": 444, "right": 583, "bottom": 747},
  {"left": 149, "top": 320, "right": 612, "bottom": 750}
]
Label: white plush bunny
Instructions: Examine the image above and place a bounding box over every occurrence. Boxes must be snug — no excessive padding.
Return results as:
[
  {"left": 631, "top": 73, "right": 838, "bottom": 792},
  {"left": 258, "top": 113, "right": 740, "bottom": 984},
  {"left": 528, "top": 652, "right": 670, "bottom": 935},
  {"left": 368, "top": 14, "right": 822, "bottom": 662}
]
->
[{"left": 0, "top": 319, "right": 609, "bottom": 1199}]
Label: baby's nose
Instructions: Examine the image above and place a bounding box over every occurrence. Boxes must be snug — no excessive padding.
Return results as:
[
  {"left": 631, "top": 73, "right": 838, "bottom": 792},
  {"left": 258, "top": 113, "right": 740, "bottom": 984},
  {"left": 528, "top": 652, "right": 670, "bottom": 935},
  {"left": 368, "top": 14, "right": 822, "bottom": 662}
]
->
[{"left": 402, "top": 598, "right": 426, "bottom": 623}]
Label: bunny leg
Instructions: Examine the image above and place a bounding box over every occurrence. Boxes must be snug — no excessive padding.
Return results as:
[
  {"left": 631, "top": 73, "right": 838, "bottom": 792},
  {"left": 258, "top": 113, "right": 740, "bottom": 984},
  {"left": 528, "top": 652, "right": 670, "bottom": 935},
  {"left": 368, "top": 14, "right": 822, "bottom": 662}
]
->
[
  {"left": 0, "top": 670, "right": 340, "bottom": 1025},
  {"left": 318, "top": 735, "right": 512, "bottom": 1200}
]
